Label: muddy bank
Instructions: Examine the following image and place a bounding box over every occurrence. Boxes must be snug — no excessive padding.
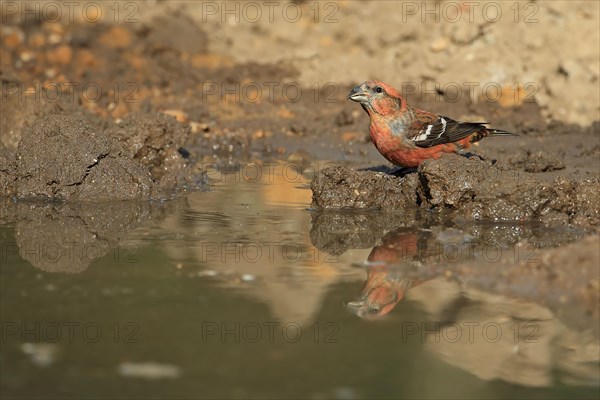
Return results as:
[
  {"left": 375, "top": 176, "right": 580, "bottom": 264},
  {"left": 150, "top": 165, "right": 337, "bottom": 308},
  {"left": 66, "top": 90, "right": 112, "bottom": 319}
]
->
[
  {"left": 0, "top": 113, "right": 207, "bottom": 201},
  {"left": 311, "top": 154, "right": 600, "bottom": 227},
  {"left": 105, "top": 112, "right": 207, "bottom": 192},
  {"left": 14, "top": 114, "right": 155, "bottom": 200},
  {"left": 2, "top": 10, "right": 598, "bottom": 196}
]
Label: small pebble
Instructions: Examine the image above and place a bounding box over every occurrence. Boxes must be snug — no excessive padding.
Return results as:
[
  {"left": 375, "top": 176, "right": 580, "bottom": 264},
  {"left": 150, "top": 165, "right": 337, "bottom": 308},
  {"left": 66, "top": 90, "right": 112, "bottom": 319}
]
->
[
  {"left": 430, "top": 37, "right": 449, "bottom": 52},
  {"left": 20, "top": 51, "right": 34, "bottom": 62}
]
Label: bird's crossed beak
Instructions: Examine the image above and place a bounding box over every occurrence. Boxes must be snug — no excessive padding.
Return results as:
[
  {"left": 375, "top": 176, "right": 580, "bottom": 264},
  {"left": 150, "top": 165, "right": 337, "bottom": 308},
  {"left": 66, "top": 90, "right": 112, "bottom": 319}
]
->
[
  {"left": 346, "top": 283, "right": 402, "bottom": 319},
  {"left": 345, "top": 299, "right": 378, "bottom": 317},
  {"left": 348, "top": 85, "right": 369, "bottom": 102},
  {"left": 345, "top": 299, "right": 366, "bottom": 310}
]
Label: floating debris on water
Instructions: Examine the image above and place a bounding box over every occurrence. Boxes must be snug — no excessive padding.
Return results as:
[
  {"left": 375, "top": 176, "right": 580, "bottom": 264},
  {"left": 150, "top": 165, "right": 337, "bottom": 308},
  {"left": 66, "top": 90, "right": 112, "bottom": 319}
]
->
[
  {"left": 21, "top": 343, "right": 59, "bottom": 367},
  {"left": 117, "top": 362, "right": 181, "bottom": 379}
]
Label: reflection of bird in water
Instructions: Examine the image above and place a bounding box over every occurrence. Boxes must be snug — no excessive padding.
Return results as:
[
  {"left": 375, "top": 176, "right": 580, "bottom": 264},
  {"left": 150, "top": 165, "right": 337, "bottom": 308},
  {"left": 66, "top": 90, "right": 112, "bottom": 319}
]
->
[{"left": 347, "top": 231, "right": 426, "bottom": 319}]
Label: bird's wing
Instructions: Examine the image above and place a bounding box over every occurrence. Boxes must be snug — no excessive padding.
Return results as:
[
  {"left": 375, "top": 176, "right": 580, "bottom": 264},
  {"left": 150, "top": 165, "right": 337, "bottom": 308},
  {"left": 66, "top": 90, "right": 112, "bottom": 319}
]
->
[{"left": 407, "top": 110, "right": 487, "bottom": 148}]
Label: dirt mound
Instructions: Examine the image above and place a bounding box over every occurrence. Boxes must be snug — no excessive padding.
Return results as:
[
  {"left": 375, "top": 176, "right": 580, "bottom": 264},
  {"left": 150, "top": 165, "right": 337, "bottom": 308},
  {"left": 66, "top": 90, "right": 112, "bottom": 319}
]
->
[
  {"left": 14, "top": 114, "right": 156, "bottom": 200},
  {"left": 107, "top": 113, "right": 190, "bottom": 171},
  {"left": 311, "top": 154, "right": 600, "bottom": 227},
  {"left": 2, "top": 112, "right": 209, "bottom": 201},
  {"left": 311, "top": 165, "right": 420, "bottom": 212}
]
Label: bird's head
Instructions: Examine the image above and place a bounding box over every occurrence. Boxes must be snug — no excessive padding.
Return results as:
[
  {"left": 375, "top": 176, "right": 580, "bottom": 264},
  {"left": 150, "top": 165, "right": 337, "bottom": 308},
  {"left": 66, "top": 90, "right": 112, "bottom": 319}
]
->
[
  {"left": 347, "top": 81, "right": 406, "bottom": 116},
  {"left": 346, "top": 284, "right": 403, "bottom": 320}
]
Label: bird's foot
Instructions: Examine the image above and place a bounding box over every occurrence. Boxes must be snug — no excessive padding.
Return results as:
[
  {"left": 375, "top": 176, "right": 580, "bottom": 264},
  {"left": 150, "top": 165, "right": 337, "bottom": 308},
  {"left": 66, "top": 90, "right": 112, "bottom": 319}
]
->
[
  {"left": 458, "top": 151, "right": 500, "bottom": 166},
  {"left": 459, "top": 151, "right": 485, "bottom": 161}
]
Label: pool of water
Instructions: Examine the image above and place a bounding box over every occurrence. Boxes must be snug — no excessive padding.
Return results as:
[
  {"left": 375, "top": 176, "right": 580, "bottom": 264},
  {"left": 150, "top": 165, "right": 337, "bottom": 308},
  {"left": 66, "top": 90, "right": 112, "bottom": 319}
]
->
[{"left": 1, "top": 163, "right": 598, "bottom": 399}]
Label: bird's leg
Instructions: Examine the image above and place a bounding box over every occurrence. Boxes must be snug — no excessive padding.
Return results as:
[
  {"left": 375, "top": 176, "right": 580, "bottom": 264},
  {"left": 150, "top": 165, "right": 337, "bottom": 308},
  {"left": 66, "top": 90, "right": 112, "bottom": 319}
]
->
[
  {"left": 457, "top": 149, "right": 485, "bottom": 161},
  {"left": 457, "top": 150, "right": 499, "bottom": 165}
]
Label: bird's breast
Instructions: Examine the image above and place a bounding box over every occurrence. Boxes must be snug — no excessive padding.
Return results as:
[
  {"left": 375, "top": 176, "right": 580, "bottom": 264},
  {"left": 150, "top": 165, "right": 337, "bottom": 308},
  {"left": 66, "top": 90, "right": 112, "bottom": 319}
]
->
[
  {"left": 369, "top": 118, "right": 412, "bottom": 151},
  {"left": 369, "top": 121, "right": 411, "bottom": 165},
  {"left": 386, "top": 119, "right": 407, "bottom": 137}
]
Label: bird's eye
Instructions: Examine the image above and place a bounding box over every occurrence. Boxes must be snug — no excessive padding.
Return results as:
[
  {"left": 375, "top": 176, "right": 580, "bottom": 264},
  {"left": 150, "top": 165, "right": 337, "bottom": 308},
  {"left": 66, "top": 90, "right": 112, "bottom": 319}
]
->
[{"left": 375, "top": 87, "right": 383, "bottom": 93}]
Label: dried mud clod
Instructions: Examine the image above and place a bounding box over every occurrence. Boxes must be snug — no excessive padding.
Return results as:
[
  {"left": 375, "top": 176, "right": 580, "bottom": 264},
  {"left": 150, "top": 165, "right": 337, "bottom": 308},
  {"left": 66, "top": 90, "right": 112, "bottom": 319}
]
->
[
  {"left": 105, "top": 112, "right": 192, "bottom": 184},
  {"left": 310, "top": 165, "right": 420, "bottom": 212},
  {"left": 311, "top": 154, "right": 600, "bottom": 227},
  {"left": 2, "top": 112, "right": 209, "bottom": 201},
  {"left": 13, "top": 114, "right": 156, "bottom": 201}
]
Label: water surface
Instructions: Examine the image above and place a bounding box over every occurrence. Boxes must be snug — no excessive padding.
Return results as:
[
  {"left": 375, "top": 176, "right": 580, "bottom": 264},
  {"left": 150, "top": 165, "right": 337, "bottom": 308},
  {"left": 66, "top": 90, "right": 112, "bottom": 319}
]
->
[{"left": 1, "top": 164, "right": 598, "bottom": 399}]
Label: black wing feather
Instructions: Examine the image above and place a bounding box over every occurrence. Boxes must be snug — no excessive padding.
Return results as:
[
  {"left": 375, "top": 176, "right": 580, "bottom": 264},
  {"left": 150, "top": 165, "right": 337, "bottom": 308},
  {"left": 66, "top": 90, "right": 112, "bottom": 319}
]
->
[{"left": 411, "top": 115, "right": 488, "bottom": 148}]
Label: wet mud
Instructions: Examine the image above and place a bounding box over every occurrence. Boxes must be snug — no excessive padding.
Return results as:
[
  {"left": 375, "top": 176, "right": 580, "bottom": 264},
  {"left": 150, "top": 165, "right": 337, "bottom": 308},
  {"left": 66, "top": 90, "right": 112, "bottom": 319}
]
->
[
  {"left": 311, "top": 154, "right": 600, "bottom": 227},
  {"left": 1, "top": 113, "right": 207, "bottom": 200}
]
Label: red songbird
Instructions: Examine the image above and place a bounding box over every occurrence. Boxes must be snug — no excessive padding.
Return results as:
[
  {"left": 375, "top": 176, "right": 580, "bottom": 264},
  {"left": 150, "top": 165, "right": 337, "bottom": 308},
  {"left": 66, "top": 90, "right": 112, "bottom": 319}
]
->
[{"left": 348, "top": 81, "right": 515, "bottom": 167}]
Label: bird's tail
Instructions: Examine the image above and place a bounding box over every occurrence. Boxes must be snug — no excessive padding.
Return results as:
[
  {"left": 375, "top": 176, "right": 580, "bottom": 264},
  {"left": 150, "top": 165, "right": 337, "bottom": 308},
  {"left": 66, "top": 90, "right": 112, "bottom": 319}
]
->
[{"left": 470, "top": 127, "right": 517, "bottom": 143}]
